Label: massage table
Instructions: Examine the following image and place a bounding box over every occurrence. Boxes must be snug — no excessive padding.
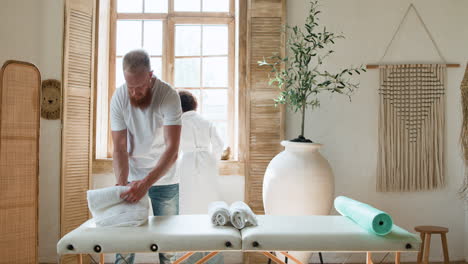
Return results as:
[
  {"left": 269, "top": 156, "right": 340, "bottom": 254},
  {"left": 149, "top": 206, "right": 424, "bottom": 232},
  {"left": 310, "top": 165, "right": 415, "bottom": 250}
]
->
[{"left": 57, "top": 215, "right": 421, "bottom": 264}]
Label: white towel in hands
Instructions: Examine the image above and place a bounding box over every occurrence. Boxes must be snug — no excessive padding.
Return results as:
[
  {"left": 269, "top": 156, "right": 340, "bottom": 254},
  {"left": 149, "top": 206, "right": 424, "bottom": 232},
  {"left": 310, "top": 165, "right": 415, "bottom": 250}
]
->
[
  {"left": 208, "top": 201, "right": 230, "bottom": 226},
  {"left": 87, "top": 186, "right": 149, "bottom": 227},
  {"left": 229, "top": 201, "right": 258, "bottom": 229}
]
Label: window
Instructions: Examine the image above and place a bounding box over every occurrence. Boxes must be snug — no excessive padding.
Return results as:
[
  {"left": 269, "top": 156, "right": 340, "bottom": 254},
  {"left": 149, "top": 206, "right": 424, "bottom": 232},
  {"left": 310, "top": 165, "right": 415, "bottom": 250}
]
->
[
  {"left": 173, "top": 24, "right": 232, "bottom": 147},
  {"left": 96, "top": 0, "right": 237, "bottom": 162}
]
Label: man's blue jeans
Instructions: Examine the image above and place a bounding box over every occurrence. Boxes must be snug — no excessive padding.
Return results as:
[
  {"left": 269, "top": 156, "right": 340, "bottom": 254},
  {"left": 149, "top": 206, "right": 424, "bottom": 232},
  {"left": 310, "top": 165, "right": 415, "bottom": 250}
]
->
[{"left": 115, "top": 184, "right": 179, "bottom": 264}]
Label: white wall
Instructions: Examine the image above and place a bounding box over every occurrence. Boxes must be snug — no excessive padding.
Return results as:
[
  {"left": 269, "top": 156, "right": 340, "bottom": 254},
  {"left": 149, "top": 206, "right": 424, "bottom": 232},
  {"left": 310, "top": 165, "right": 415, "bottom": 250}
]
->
[
  {"left": 0, "top": 0, "right": 64, "bottom": 262},
  {"left": 286, "top": 0, "right": 468, "bottom": 262},
  {"left": 2, "top": 0, "right": 467, "bottom": 263}
]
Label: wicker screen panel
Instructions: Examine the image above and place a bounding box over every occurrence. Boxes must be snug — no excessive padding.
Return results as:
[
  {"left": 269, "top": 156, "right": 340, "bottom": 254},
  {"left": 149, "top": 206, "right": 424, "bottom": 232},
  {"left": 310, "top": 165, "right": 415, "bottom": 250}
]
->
[
  {"left": 377, "top": 64, "right": 446, "bottom": 192},
  {"left": 0, "top": 61, "right": 40, "bottom": 264}
]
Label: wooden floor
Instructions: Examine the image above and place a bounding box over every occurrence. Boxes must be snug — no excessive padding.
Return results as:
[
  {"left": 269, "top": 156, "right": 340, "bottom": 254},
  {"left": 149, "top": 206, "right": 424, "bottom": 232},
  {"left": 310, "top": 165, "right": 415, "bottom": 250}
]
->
[{"left": 39, "top": 261, "right": 468, "bottom": 264}]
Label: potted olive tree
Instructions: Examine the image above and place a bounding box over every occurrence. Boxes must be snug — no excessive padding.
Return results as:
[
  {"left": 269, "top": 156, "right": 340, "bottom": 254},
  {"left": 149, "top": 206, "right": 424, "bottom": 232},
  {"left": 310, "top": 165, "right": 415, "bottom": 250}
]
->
[
  {"left": 260, "top": 1, "right": 365, "bottom": 262},
  {"left": 259, "top": 0, "right": 365, "bottom": 142}
]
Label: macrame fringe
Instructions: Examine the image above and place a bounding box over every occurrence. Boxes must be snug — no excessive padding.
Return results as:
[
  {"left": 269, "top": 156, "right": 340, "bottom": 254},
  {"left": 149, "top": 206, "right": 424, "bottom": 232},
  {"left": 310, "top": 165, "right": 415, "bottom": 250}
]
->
[
  {"left": 458, "top": 65, "right": 468, "bottom": 198},
  {"left": 377, "top": 64, "right": 446, "bottom": 192}
]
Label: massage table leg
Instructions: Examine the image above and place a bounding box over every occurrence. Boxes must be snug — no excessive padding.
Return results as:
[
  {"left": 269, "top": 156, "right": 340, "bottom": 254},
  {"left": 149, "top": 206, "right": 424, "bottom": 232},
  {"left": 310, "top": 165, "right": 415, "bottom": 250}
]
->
[
  {"left": 263, "top": 252, "right": 288, "bottom": 264},
  {"left": 73, "top": 252, "right": 219, "bottom": 264},
  {"left": 319, "top": 252, "right": 324, "bottom": 264},
  {"left": 395, "top": 252, "right": 401, "bottom": 264},
  {"left": 280, "top": 252, "right": 303, "bottom": 264},
  {"left": 175, "top": 252, "right": 220, "bottom": 264},
  {"left": 75, "top": 254, "right": 104, "bottom": 264},
  {"left": 366, "top": 252, "right": 373, "bottom": 264},
  {"left": 174, "top": 252, "right": 196, "bottom": 264},
  {"left": 194, "top": 252, "right": 220, "bottom": 264}
]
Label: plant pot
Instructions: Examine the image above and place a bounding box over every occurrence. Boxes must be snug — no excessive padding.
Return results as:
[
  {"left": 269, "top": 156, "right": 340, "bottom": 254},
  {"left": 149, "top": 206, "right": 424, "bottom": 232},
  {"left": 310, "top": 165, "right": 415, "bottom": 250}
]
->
[{"left": 263, "top": 140, "right": 335, "bottom": 263}]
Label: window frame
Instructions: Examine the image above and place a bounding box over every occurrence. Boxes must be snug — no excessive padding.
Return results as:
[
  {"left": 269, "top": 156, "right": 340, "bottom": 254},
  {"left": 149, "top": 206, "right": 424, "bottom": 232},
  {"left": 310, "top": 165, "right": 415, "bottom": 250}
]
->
[
  {"left": 168, "top": 18, "right": 235, "bottom": 152},
  {"left": 94, "top": 0, "right": 242, "bottom": 175}
]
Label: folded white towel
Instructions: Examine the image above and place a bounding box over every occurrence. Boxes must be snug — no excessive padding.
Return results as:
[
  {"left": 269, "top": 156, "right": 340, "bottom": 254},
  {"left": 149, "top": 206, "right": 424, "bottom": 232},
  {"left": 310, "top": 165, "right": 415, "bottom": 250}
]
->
[
  {"left": 208, "top": 201, "right": 230, "bottom": 226},
  {"left": 87, "top": 186, "right": 149, "bottom": 227},
  {"left": 229, "top": 201, "right": 258, "bottom": 229},
  {"left": 87, "top": 186, "right": 128, "bottom": 211}
]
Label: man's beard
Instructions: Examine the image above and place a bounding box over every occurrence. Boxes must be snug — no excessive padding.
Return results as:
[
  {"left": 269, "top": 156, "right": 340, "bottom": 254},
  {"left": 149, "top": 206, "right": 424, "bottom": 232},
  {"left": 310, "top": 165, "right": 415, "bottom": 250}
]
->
[{"left": 129, "top": 87, "right": 153, "bottom": 109}]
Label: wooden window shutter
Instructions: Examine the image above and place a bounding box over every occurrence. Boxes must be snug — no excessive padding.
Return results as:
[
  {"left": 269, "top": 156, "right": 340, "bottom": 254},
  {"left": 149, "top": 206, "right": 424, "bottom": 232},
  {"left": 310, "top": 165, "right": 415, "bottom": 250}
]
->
[
  {"left": 60, "top": 0, "right": 95, "bottom": 263},
  {"left": 242, "top": 0, "right": 286, "bottom": 261},
  {"left": 244, "top": 0, "right": 286, "bottom": 213}
]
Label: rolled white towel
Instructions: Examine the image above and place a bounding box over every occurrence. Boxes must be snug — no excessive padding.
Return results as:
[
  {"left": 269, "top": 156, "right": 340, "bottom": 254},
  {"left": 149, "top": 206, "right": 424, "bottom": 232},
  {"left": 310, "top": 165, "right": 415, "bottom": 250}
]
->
[
  {"left": 208, "top": 201, "right": 230, "bottom": 226},
  {"left": 87, "top": 186, "right": 149, "bottom": 227},
  {"left": 229, "top": 201, "right": 258, "bottom": 229}
]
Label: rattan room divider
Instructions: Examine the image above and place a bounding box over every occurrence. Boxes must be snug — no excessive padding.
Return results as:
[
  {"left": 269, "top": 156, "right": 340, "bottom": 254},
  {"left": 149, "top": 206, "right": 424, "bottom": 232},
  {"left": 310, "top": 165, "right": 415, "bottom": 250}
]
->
[{"left": 0, "top": 60, "right": 40, "bottom": 263}]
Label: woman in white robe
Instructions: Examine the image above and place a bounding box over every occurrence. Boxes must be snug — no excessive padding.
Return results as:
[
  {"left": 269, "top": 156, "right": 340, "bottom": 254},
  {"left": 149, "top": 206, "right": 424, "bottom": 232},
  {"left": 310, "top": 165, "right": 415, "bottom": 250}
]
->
[
  {"left": 177, "top": 91, "right": 225, "bottom": 264},
  {"left": 177, "top": 91, "right": 224, "bottom": 214}
]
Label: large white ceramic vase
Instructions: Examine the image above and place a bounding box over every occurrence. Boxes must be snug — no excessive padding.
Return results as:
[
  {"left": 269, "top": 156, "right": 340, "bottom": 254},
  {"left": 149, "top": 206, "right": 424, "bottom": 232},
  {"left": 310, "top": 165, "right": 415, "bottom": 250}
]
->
[{"left": 263, "top": 140, "right": 335, "bottom": 263}]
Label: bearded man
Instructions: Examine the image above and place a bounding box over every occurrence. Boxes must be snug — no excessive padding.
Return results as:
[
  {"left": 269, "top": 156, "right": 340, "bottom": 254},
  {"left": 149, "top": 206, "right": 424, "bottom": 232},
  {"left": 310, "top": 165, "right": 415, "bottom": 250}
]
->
[{"left": 110, "top": 49, "right": 182, "bottom": 264}]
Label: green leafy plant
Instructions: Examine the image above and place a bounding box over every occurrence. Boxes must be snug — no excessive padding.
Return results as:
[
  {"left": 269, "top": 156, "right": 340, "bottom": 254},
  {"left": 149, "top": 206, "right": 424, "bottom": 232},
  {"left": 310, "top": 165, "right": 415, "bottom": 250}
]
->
[{"left": 259, "top": 0, "right": 365, "bottom": 143}]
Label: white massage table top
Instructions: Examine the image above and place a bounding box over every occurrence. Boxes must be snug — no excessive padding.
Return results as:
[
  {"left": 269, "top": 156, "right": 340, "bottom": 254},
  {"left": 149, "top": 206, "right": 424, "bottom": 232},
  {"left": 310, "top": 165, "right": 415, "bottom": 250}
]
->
[
  {"left": 58, "top": 215, "right": 421, "bottom": 255},
  {"left": 241, "top": 215, "right": 421, "bottom": 252},
  {"left": 57, "top": 215, "right": 242, "bottom": 254}
]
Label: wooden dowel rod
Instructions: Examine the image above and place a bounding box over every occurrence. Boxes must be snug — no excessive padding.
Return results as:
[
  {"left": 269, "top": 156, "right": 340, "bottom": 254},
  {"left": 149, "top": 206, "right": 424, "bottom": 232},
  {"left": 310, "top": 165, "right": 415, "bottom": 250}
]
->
[{"left": 366, "top": 64, "right": 460, "bottom": 69}]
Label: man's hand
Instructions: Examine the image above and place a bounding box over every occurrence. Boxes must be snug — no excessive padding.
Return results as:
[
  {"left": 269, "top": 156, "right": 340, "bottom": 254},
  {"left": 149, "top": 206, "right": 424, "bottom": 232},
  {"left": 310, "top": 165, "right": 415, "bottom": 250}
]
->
[{"left": 120, "top": 180, "right": 151, "bottom": 203}]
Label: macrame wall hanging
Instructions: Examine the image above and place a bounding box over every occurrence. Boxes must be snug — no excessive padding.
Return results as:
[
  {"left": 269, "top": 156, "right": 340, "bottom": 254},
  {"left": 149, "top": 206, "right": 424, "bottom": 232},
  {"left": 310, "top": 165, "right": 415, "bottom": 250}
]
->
[
  {"left": 459, "top": 65, "right": 468, "bottom": 197},
  {"left": 367, "top": 4, "right": 460, "bottom": 192}
]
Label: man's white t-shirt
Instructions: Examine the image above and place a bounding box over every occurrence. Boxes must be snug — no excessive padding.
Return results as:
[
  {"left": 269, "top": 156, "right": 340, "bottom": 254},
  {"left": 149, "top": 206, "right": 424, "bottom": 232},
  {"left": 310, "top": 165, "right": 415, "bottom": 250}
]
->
[{"left": 110, "top": 77, "right": 182, "bottom": 185}]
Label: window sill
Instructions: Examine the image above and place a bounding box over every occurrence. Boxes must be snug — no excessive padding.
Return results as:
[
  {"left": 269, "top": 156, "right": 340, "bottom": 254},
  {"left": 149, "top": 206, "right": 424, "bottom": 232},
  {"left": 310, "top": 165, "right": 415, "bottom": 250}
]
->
[
  {"left": 92, "top": 158, "right": 244, "bottom": 176},
  {"left": 218, "top": 160, "right": 245, "bottom": 176}
]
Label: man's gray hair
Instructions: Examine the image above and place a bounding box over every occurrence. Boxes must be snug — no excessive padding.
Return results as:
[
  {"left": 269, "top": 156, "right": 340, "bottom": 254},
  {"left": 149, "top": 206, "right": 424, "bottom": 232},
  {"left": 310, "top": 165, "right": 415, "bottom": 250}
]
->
[{"left": 122, "top": 49, "right": 151, "bottom": 73}]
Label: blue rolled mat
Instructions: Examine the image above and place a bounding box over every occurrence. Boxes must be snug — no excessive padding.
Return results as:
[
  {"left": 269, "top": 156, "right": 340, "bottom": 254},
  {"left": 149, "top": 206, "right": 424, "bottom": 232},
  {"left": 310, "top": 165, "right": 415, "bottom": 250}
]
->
[{"left": 334, "top": 196, "right": 393, "bottom": 236}]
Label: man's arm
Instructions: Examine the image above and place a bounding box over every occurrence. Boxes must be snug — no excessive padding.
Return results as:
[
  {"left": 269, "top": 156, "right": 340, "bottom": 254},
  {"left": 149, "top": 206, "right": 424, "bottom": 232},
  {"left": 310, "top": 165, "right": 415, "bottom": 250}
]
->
[
  {"left": 143, "top": 125, "right": 181, "bottom": 186},
  {"left": 112, "top": 129, "right": 129, "bottom": 186},
  {"left": 121, "top": 125, "right": 181, "bottom": 203}
]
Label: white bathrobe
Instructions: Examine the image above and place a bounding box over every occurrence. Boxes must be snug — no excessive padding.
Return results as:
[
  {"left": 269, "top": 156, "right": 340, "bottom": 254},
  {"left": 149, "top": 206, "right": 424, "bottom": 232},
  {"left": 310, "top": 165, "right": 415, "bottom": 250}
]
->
[{"left": 178, "top": 111, "right": 224, "bottom": 214}]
